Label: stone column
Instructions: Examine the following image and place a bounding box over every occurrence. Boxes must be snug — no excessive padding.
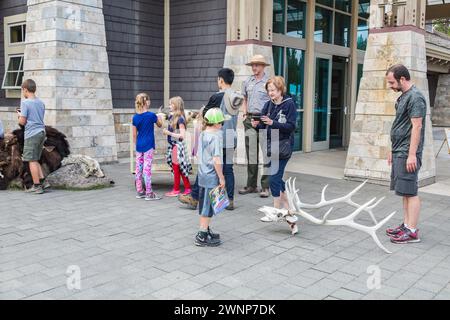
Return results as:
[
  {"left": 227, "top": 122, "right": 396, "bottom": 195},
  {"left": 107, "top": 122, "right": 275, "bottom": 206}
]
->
[
  {"left": 344, "top": 0, "right": 436, "bottom": 186},
  {"left": 224, "top": 0, "right": 275, "bottom": 89},
  {"left": 224, "top": 0, "right": 275, "bottom": 164},
  {"left": 24, "top": 0, "right": 117, "bottom": 163},
  {"left": 432, "top": 74, "right": 450, "bottom": 127}
]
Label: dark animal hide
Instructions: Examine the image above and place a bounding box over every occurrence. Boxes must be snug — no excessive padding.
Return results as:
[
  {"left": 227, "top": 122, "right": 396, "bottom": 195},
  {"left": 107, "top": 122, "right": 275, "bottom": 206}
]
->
[{"left": 0, "top": 126, "right": 70, "bottom": 190}]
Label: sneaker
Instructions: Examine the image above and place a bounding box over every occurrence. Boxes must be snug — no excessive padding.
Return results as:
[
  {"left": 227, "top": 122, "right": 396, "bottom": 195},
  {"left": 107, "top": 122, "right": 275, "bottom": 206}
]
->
[
  {"left": 178, "top": 194, "right": 198, "bottom": 209},
  {"left": 182, "top": 189, "right": 192, "bottom": 196},
  {"left": 260, "top": 189, "right": 270, "bottom": 198},
  {"left": 225, "top": 200, "right": 234, "bottom": 211},
  {"left": 41, "top": 179, "right": 51, "bottom": 190},
  {"left": 194, "top": 231, "right": 221, "bottom": 247},
  {"left": 390, "top": 229, "right": 421, "bottom": 244},
  {"left": 145, "top": 192, "right": 162, "bottom": 201},
  {"left": 238, "top": 187, "right": 258, "bottom": 195},
  {"left": 208, "top": 227, "right": 220, "bottom": 240},
  {"left": 386, "top": 223, "right": 406, "bottom": 237},
  {"left": 136, "top": 192, "right": 146, "bottom": 199},
  {"left": 26, "top": 184, "right": 44, "bottom": 194},
  {"left": 165, "top": 190, "right": 181, "bottom": 197}
]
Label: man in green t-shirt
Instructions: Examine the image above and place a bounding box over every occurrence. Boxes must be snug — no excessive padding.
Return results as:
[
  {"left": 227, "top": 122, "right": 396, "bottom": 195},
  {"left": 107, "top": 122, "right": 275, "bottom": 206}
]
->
[{"left": 385, "top": 64, "right": 426, "bottom": 244}]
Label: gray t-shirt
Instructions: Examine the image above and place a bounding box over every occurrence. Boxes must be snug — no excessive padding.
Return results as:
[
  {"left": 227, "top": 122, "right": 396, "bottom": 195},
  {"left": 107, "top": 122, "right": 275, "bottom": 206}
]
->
[
  {"left": 242, "top": 73, "right": 270, "bottom": 114},
  {"left": 198, "top": 130, "right": 223, "bottom": 188},
  {"left": 390, "top": 86, "right": 427, "bottom": 158},
  {"left": 21, "top": 98, "right": 45, "bottom": 140},
  {"left": 0, "top": 120, "right": 4, "bottom": 139}
]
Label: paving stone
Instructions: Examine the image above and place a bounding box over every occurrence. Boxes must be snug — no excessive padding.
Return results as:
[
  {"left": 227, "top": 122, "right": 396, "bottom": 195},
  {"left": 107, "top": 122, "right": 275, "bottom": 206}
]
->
[{"left": 1, "top": 163, "right": 449, "bottom": 300}]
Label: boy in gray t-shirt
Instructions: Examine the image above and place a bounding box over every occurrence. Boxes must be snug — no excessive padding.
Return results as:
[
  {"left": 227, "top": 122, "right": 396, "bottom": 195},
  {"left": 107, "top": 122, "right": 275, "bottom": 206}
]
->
[
  {"left": 195, "top": 108, "right": 227, "bottom": 247},
  {"left": 18, "top": 79, "right": 47, "bottom": 194}
]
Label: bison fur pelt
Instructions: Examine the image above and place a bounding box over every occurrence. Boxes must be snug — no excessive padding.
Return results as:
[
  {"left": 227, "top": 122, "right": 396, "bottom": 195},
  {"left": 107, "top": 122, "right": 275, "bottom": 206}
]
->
[{"left": 0, "top": 126, "right": 70, "bottom": 190}]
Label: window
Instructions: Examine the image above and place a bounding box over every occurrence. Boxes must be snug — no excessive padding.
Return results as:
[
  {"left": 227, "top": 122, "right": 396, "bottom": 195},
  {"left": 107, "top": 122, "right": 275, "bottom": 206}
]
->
[
  {"left": 317, "top": 0, "right": 333, "bottom": 7},
  {"left": 2, "top": 55, "right": 24, "bottom": 89},
  {"left": 358, "top": 0, "right": 370, "bottom": 19},
  {"left": 287, "top": 0, "right": 307, "bottom": 38},
  {"left": 273, "top": 46, "right": 285, "bottom": 76},
  {"left": 315, "top": 6, "right": 333, "bottom": 43},
  {"left": 357, "top": 19, "right": 369, "bottom": 50},
  {"left": 335, "top": 0, "right": 351, "bottom": 13},
  {"left": 273, "top": 0, "right": 285, "bottom": 34},
  {"left": 286, "top": 48, "right": 304, "bottom": 152},
  {"left": 9, "top": 23, "right": 26, "bottom": 44},
  {"left": 334, "top": 13, "right": 351, "bottom": 47},
  {"left": 2, "top": 14, "right": 27, "bottom": 96}
]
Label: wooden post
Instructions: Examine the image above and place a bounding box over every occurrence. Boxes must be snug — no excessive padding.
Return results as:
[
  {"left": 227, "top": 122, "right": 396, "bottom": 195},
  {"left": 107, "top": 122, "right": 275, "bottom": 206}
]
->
[{"left": 303, "top": 0, "right": 316, "bottom": 153}]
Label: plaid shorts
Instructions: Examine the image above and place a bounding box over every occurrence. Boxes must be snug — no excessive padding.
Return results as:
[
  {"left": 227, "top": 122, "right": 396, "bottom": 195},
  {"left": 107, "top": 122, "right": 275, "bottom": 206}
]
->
[
  {"left": 390, "top": 156, "right": 422, "bottom": 197},
  {"left": 23, "top": 131, "right": 46, "bottom": 162}
]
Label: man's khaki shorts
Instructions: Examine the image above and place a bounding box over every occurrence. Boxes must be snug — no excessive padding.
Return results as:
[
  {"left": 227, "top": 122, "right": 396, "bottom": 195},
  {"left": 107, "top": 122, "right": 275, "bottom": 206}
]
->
[{"left": 23, "top": 131, "right": 46, "bottom": 162}]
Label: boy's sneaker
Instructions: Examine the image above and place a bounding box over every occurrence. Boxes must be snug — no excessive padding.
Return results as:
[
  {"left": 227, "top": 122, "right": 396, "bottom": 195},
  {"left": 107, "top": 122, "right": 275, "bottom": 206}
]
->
[
  {"left": 145, "top": 192, "right": 162, "bottom": 201},
  {"left": 183, "top": 189, "right": 192, "bottom": 196},
  {"left": 178, "top": 194, "right": 198, "bottom": 210},
  {"left": 208, "top": 227, "right": 220, "bottom": 240},
  {"left": 26, "top": 184, "right": 44, "bottom": 194},
  {"left": 195, "top": 231, "right": 221, "bottom": 247},
  {"left": 390, "top": 229, "right": 421, "bottom": 244},
  {"left": 136, "top": 192, "right": 146, "bottom": 199},
  {"left": 386, "top": 223, "right": 406, "bottom": 237},
  {"left": 165, "top": 190, "right": 181, "bottom": 197}
]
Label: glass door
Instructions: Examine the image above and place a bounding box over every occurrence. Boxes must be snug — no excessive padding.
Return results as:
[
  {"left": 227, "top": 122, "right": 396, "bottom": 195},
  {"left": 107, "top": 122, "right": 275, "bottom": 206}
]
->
[{"left": 312, "top": 54, "right": 332, "bottom": 151}]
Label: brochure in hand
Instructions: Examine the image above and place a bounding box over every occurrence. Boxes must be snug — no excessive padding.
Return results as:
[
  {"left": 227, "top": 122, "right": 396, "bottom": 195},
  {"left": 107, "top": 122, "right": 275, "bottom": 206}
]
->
[{"left": 209, "top": 186, "right": 230, "bottom": 215}]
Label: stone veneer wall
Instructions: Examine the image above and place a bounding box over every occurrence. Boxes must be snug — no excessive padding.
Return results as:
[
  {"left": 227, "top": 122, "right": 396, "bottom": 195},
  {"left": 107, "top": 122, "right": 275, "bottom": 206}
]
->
[
  {"left": 432, "top": 74, "right": 450, "bottom": 127},
  {"left": 344, "top": 30, "right": 436, "bottom": 186},
  {"left": 23, "top": 0, "right": 118, "bottom": 163}
]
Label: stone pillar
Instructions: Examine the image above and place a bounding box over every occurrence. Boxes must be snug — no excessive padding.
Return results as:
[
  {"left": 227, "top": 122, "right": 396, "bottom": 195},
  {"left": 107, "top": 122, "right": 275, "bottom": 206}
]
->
[
  {"left": 224, "top": 0, "right": 275, "bottom": 164},
  {"left": 224, "top": 0, "right": 275, "bottom": 89},
  {"left": 344, "top": 0, "right": 436, "bottom": 186},
  {"left": 24, "top": 0, "right": 117, "bottom": 163},
  {"left": 432, "top": 74, "right": 450, "bottom": 127}
]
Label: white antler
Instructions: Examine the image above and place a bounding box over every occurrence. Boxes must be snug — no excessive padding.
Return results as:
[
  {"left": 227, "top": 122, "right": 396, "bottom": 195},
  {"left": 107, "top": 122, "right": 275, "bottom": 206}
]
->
[
  {"left": 259, "top": 178, "right": 397, "bottom": 254},
  {"left": 290, "top": 178, "right": 381, "bottom": 224}
]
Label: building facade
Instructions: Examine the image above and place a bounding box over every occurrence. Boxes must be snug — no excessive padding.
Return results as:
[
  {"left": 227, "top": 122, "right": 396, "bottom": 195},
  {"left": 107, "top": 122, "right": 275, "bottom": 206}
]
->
[{"left": 0, "top": 1, "right": 449, "bottom": 174}]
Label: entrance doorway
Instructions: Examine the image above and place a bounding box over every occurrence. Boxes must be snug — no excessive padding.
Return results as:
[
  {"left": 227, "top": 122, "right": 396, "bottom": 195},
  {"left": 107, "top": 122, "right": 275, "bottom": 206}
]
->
[{"left": 330, "top": 56, "right": 348, "bottom": 149}]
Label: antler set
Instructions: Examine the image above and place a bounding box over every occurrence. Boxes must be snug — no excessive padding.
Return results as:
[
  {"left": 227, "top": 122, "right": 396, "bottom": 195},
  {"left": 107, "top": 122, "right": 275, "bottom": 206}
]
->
[{"left": 258, "top": 178, "right": 397, "bottom": 254}]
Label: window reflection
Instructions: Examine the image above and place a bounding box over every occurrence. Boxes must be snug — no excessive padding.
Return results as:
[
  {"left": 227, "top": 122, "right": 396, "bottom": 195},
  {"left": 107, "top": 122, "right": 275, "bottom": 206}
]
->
[
  {"left": 334, "top": 13, "right": 351, "bottom": 47},
  {"left": 357, "top": 19, "right": 369, "bottom": 50},
  {"left": 315, "top": 6, "right": 333, "bottom": 43},
  {"left": 287, "top": 0, "right": 306, "bottom": 38}
]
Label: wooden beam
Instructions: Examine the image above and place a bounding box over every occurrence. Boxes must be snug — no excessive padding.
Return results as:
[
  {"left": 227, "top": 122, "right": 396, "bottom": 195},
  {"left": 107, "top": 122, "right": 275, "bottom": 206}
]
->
[{"left": 426, "top": 4, "right": 450, "bottom": 20}]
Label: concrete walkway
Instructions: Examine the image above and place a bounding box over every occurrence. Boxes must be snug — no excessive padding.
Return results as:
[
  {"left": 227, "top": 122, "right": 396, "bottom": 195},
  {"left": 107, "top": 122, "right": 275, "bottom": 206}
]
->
[{"left": 1, "top": 158, "right": 449, "bottom": 300}]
